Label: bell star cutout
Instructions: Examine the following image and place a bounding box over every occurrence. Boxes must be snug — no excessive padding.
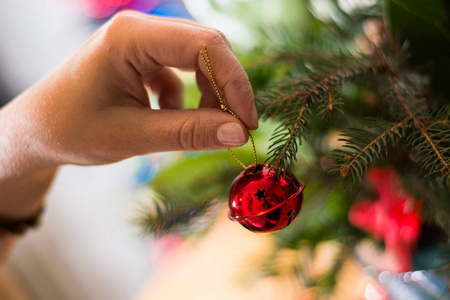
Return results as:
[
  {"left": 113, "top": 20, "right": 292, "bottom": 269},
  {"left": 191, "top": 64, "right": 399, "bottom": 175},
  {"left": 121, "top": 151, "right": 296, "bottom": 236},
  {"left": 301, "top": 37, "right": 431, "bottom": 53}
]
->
[{"left": 348, "top": 167, "right": 422, "bottom": 272}]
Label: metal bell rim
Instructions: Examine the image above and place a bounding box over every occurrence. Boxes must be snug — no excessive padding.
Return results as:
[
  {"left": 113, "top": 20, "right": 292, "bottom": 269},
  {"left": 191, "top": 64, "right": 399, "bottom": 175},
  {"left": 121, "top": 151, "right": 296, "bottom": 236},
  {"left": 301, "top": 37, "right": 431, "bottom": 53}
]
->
[{"left": 228, "top": 180, "right": 305, "bottom": 222}]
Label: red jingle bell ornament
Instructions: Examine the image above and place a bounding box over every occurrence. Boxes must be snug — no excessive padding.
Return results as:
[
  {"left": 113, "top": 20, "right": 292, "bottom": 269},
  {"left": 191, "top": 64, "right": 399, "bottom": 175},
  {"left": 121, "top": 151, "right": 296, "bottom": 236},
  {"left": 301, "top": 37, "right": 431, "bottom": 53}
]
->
[
  {"left": 228, "top": 164, "right": 305, "bottom": 233},
  {"left": 199, "top": 46, "right": 305, "bottom": 233}
]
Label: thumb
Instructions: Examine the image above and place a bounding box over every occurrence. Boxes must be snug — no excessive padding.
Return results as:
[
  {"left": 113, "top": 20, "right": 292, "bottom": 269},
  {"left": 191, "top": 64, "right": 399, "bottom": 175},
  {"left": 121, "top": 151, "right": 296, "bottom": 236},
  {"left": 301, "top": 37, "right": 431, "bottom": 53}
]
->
[{"left": 110, "top": 107, "right": 249, "bottom": 154}]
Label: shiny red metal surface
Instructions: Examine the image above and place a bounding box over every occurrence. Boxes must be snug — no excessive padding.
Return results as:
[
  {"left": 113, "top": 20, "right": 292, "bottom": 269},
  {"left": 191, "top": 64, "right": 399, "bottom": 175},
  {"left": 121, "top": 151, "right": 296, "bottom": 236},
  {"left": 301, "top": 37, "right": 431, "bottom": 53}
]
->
[{"left": 228, "top": 164, "right": 305, "bottom": 233}]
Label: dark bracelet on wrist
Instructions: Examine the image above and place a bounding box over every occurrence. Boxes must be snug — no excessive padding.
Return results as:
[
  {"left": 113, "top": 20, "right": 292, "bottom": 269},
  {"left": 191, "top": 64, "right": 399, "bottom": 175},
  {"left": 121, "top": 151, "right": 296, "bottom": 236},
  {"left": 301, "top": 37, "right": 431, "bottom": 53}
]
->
[{"left": 0, "top": 207, "right": 45, "bottom": 236}]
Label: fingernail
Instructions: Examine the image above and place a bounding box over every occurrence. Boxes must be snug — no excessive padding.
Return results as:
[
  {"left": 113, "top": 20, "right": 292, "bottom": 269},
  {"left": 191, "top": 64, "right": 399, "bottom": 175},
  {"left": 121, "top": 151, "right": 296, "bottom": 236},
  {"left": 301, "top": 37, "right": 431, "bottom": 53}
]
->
[{"left": 217, "top": 123, "right": 246, "bottom": 145}]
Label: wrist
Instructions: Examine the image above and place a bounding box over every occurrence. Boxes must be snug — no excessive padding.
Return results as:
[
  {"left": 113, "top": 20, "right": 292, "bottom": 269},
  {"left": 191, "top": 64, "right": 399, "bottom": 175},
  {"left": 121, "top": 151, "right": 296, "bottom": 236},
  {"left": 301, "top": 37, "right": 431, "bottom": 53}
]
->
[
  {"left": 0, "top": 88, "right": 59, "bottom": 176},
  {"left": 0, "top": 98, "right": 58, "bottom": 218},
  {"left": 0, "top": 166, "right": 57, "bottom": 218}
]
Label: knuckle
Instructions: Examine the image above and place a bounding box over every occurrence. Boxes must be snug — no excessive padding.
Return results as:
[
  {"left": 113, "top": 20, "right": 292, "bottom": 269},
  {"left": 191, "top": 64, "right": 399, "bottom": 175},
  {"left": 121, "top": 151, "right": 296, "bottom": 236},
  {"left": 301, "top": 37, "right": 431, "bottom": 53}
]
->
[
  {"left": 110, "top": 10, "right": 137, "bottom": 25},
  {"left": 178, "top": 117, "right": 196, "bottom": 151},
  {"left": 177, "top": 116, "right": 206, "bottom": 151},
  {"left": 107, "top": 13, "right": 127, "bottom": 32},
  {"left": 225, "top": 77, "right": 245, "bottom": 91},
  {"left": 222, "top": 72, "right": 249, "bottom": 96},
  {"left": 101, "top": 11, "right": 137, "bottom": 41},
  {"left": 93, "top": 11, "right": 142, "bottom": 67},
  {"left": 203, "top": 28, "right": 228, "bottom": 46}
]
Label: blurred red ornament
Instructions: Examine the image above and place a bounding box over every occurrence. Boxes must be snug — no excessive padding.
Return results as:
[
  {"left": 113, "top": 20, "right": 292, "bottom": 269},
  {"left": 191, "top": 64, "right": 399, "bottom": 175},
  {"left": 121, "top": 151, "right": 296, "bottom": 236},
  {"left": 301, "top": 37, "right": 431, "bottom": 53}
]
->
[
  {"left": 76, "top": 0, "right": 160, "bottom": 19},
  {"left": 349, "top": 167, "right": 422, "bottom": 272},
  {"left": 228, "top": 164, "right": 305, "bottom": 233}
]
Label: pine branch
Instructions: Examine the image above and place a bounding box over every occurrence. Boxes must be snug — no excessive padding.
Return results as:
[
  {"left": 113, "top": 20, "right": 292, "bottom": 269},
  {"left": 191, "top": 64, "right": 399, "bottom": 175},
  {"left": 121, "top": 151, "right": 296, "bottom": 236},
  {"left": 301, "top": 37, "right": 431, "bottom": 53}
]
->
[
  {"left": 396, "top": 168, "right": 450, "bottom": 234},
  {"left": 266, "top": 101, "right": 311, "bottom": 177},
  {"left": 329, "top": 118, "right": 410, "bottom": 185},
  {"left": 388, "top": 74, "right": 422, "bottom": 120},
  {"left": 258, "top": 61, "right": 386, "bottom": 115},
  {"left": 258, "top": 58, "right": 388, "bottom": 176},
  {"left": 409, "top": 124, "right": 450, "bottom": 185},
  {"left": 279, "top": 60, "right": 386, "bottom": 90},
  {"left": 316, "top": 84, "right": 344, "bottom": 120},
  {"left": 243, "top": 51, "right": 339, "bottom": 70},
  {"left": 427, "top": 120, "right": 450, "bottom": 125},
  {"left": 257, "top": 89, "right": 310, "bottom": 122},
  {"left": 277, "top": 101, "right": 308, "bottom": 169},
  {"left": 388, "top": 75, "right": 450, "bottom": 183},
  {"left": 135, "top": 196, "right": 219, "bottom": 238}
]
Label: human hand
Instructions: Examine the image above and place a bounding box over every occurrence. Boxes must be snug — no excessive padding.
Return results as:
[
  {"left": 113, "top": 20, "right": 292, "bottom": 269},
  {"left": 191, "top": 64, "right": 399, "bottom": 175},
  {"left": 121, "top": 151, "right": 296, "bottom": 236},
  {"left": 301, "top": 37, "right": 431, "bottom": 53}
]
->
[{"left": 1, "top": 11, "right": 258, "bottom": 173}]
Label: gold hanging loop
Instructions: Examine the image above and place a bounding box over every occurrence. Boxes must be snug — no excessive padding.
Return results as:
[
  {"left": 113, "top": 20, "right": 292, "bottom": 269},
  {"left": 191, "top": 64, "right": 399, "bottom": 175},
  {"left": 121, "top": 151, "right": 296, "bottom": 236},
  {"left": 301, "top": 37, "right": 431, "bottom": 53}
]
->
[{"left": 199, "top": 45, "right": 258, "bottom": 169}]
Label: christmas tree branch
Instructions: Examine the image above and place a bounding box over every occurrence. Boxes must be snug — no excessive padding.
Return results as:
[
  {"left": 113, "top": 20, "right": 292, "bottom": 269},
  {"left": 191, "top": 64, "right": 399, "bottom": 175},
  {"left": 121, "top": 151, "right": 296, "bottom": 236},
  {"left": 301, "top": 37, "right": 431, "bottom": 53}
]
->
[
  {"left": 426, "top": 120, "right": 450, "bottom": 125},
  {"left": 317, "top": 84, "right": 344, "bottom": 120},
  {"left": 331, "top": 118, "right": 410, "bottom": 184},
  {"left": 135, "top": 196, "right": 219, "bottom": 238},
  {"left": 339, "top": 117, "right": 410, "bottom": 177},
  {"left": 417, "top": 128, "right": 450, "bottom": 173},
  {"left": 260, "top": 62, "right": 386, "bottom": 111},
  {"left": 243, "top": 51, "right": 344, "bottom": 70},
  {"left": 388, "top": 74, "right": 416, "bottom": 119},
  {"left": 259, "top": 91, "right": 309, "bottom": 113},
  {"left": 327, "top": 90, "right": 333, "bottom": 111},
  {"left": 259, "top": 59, "right": 388, "bottom": 176},
  {"left": 389, "top": 75, "right": 450, "bottom": 175},
  {"left": 274, "top": 101, "right": 309, "bottom": 172}
]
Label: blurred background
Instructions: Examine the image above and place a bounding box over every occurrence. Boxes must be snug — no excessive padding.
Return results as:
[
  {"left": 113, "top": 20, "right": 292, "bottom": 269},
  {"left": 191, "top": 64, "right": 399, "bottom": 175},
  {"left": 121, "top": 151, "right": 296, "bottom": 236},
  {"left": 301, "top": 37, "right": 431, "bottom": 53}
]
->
[
  {"left": 0, "top": 1, "right": 283, "bottom": 299},
  {"left": 1, "top": 0, "right": 449, "bottom": 300}
]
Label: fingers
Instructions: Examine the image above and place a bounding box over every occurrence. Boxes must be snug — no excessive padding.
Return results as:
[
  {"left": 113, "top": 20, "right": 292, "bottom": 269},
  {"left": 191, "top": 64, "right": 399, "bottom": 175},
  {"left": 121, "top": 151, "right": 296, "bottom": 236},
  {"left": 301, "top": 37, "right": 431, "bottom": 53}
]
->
[
  {"left": 123, "top": 13, "right": 232, "bottom": 49},
  {"left": 102, "top": 11, "right": 258, "bottom": 129},
  {"left": 196, "top": 70, "right": 221, "bottom": 109},
  {"left": 143, "top": 67, "right": 183, "bottom": 110},
  {"left": 104, "top": 107, "right": 248, "bottom": 155},
  {"left": 196, "top": 44, "right": 258, "bottom": 130}
]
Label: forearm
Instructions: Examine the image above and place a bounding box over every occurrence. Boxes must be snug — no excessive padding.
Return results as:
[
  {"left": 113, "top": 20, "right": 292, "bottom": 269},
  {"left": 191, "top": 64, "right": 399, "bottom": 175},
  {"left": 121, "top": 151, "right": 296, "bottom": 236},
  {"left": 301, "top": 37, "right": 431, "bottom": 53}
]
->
[
  {"left": 0, "top": 91, "right": 58, "bottom": 209},
  {"left": 0, "top": 94, "right": 58, "bottom": 265}
]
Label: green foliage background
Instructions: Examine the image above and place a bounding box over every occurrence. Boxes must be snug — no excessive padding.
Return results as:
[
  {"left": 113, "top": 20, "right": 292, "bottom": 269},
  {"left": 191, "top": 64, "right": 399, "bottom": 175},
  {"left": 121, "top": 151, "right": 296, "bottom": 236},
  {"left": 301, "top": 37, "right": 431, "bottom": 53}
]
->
[{"left": 138, "top": 0, "right": 450, "bottom": 289}]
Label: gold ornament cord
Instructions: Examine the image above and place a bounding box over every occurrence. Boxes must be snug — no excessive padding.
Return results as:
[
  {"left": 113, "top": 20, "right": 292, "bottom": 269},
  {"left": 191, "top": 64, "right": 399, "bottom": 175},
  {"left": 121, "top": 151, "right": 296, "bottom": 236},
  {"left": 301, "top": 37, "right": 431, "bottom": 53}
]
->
[{"left": 199, "top": 44, "right": 257, "bottom": 169}]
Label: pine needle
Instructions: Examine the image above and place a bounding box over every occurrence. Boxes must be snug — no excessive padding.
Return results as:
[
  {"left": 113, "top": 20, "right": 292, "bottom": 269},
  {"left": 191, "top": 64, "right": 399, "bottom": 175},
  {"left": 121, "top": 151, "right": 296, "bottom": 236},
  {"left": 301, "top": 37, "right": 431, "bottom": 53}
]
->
[
  {"left": 329, "top": 118, "right": 410, "bottom": 185},
  {"left": 134, "top": 196, "right": 220, "bottom": 238},
  {"left": 257, "top": 53, "right": 387, "bottom": 177}
]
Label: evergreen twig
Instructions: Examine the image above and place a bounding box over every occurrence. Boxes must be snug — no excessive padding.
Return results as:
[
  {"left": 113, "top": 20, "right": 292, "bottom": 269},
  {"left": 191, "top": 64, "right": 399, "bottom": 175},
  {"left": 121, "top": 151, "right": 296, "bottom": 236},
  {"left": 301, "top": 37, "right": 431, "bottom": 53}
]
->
[
  {"left": 260, "top": 62, "right": 386, "bottom": 110},
  {"left": 258, "top": 57, "right": 388, "bottom": 177},
  {"left": 388, "top": 75, "right": 450, "bottom": 182},
  {"left": 135, "top": 196, "right": 219, "bottom": 238},
  {"left": 329, "top": 118, "right": 410, "bottom": 185},
  {"left": 316, "top": 84, "right": 344, "bottom": 120}
]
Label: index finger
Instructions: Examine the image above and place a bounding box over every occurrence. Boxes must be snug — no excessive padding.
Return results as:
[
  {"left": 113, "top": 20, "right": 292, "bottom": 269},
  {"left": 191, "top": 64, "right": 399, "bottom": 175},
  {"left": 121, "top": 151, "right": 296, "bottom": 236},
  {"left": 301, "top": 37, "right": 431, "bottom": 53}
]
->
[{"left": 103, "top": 11, "right": 258, "bottom": 130}]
